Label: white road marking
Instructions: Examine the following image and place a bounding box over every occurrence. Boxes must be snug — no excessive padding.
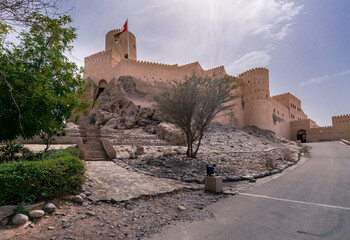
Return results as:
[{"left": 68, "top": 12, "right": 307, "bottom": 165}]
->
[{"left": 240, "top": 193, "right": 350, "bottom": 211}]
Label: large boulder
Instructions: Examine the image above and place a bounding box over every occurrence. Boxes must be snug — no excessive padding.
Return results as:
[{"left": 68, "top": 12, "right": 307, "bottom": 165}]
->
[
  {"left": 156, "top": 123, "right": 186, "bottom": 145},
  {"left": 95, "top": 110, "right": 115, "bottom": 125},
  {"left": 124, "top": 116, "right": 136, "bottom": 129}
]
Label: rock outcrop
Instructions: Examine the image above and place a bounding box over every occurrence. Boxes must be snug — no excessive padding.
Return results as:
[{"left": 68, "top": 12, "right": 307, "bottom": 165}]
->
[
  {"left": 84, "top": 76, "right": 187, "bottom": 146},
  {"left": 85, "top": 76, "right": 159, "bottom": 136}
]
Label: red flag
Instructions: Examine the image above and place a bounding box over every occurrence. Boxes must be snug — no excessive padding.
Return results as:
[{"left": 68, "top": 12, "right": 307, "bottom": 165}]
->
[{"left": 114, "top": 20, "right": 128, "bottom": 41}]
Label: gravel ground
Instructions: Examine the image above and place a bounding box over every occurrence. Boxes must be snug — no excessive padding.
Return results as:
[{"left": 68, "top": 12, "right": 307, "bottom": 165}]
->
[{"left": 113, "top": 124, "right": 302, "bottom": 182}]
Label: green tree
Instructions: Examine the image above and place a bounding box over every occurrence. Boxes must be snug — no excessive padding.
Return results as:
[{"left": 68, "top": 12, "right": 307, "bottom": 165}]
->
[
  {"left": 155, "top": 74, "right": 239, "bottom": 158},
  {"left": 0, "top": 13, "right": 88, "bottom": 141}
]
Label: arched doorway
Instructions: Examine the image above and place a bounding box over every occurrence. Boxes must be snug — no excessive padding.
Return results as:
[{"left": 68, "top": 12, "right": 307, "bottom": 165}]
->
[
  {"left": 297, "top": 129, "right": 306, "bottom": 143},
  {"left": 94, "top": 79, "right": 107, "bottom": 101}
]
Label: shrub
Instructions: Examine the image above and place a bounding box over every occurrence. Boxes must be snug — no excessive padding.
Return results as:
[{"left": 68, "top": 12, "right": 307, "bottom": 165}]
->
[
  {"left": 0, "top": 153, "right": 85, "bottom": 205},
  {"left": 41, "top": 147, "right": 79, "bottom": 160},
  {"left": 0, "top": 141, "right": 34, "bottom": 163}
]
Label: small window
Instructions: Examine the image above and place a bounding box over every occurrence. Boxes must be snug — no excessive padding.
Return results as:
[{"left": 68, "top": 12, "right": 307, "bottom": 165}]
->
[{"left": 124, "top": 54, "right": 128, "bottom": 59}]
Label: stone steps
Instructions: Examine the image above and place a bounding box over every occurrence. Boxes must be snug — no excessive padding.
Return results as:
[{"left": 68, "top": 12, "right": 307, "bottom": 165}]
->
[
  {"left": 79, "top": 124, "right": 110, "bottom": 161},
  {"left": 86, "top": 151, "right": 108, "bottom": 158},
  {"left": 85, "top": 144, "right": 105, "bottom": 150}
]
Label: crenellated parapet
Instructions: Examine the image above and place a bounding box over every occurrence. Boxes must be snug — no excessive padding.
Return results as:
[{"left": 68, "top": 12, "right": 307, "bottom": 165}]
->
[
  {"left": 332, "top": 114, "right": 350, "bottom": 128},
  {"left": 204, "top": 65, "right": 227, "bottom": 77},
  {"left": 105, "top": 29, "right": 137, "bottom": 60},
  {"left": 313, "top": 126, "right": 333, "bottom": 130},
  {"left": 105, "top": 29, "right": 136, "bottom": 39},
  {"left": 179, "top": 61, "right": 201, "bottom": 68},
  {"left": 239, "top": 67, "right": 270, "bottom": 101},
  {"left": 238, "top": 67, "right": 269, "bottom": 77},
  {"left": 120, "top": 58, "right": 178, "bottom": 69},
  {"left": 332, "top": 114, "right": 350, "bottom": 119},
  {"left": 272, "top": 92, "right": 291, "bottom": 99},
  {"left": 290, "top": 119, "right": 311, "bottom": 128},
  {"left": 178, "top": 61, "right": 203, "bottom": 74},
  {"left": 85, "top": 50, "right": 114, "bottom": 65}
]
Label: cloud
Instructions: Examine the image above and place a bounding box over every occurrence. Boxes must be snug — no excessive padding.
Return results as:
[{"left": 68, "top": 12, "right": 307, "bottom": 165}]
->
[
  {"left": 129, "top": 0, "right": 303, "bottom": 63},
  {"left": 247, "top": 1, "right": 303, "bottom": 40},
  {"left": 67, "top": 0, "right": 303, "bottom": 70},
  {"left": 300, "top": 75, "right": 329, "bottom": 86},
  {"left": 300, "top": 69, "right": 350, "bottom": 86},
  {"left": 336, "top": 69, "right": 350, "bottom": 77},
  {"left": 226, "top": 50, "right": 271, "bottom": 75}
]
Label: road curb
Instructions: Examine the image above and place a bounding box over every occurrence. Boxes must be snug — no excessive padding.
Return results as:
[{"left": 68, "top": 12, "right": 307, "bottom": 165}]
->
[{"left": 340, "top": 139, "right": 350, "bottom": 146}]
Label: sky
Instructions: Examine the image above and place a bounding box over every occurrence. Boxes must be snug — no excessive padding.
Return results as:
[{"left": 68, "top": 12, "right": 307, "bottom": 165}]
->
[{"left": 63, "top": 0, "right": 350, "bottom": 126}]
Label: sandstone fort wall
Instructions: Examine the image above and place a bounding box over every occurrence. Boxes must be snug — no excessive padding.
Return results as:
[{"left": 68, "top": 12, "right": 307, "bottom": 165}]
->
[
  {"left": 271, "top": 98, "right": 291, "bottom": 139},
  {"left": 239, "top": 68, "right": 274, "bottom": 132},
  {"left": 82, "top": 30, "right": 350, "bottom": 142},
  {"left": 332, "top": 114, "right": 350, "bottom": 129}
]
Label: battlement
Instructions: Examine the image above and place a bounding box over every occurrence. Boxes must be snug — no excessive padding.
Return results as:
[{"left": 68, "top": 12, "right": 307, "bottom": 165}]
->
[
  {"left": 85, "top": 50, "right": 112, "bottom": 63},
  {"left": 204, "top": 65, "right": 225, "bottom": 72},
  {"left": 119, "top": 58, "right": 178, "bottom": 69},
  {"left": 238, "top": 67, "right": 269, "bottom": 88},
  {"left": 238, "top": 67, "right": 268, "bottom": 77},
  {"left": 290, "top": 119, "right": 312, "bottom": 128},
  {"left": 312, "top": 126, "right": 333, "bottom": 130},
  {"left": 178, "top": 61, "right": 203, "bottom": 73},
  {"left": 106, "top": 29, "right": 136, "bottom": 39},
  {"left": 85, "top": 50, "right": 108, "bottom": 59},
  {"left": 332, "top": 114, "right": 350, "bottom": 119},
  {"left": 179, "top": 61, "right": 201, "bottom": 68},
  {"left": 204, "top": 65, "right": 226, "bottom": 76},
  {"left": 272, "top": 92, "right": 291, "bottom": 98},
  {"left": 332, "top": 114, "right": 350, "bottom": 127},
  {"left": 290, "top": 119, "right": 310, "bottom": 124}
]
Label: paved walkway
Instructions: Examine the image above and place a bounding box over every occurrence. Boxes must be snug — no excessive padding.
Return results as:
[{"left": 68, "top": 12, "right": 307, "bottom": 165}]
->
[{"left": 84, "top": 161, "right": 201, "bottom": 202}]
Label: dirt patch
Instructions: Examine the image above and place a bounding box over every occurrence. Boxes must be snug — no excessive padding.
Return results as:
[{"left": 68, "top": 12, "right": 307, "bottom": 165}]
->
[{"left": 1, "top": 189, "right": 231, "bottom": 240}]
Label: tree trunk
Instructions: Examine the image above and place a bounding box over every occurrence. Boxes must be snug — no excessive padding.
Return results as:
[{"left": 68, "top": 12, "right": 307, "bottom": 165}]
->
[
  {"left": 193, "top": 132, "right": 203, "bottom": 158},
  {"left": 186, "top": 134, "right": 191, "bottom": 157}
]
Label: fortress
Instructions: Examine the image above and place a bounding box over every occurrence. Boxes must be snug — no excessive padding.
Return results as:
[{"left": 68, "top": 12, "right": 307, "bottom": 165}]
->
[{"left": 83, "top": 29, "right": 350, "bottom": 143}]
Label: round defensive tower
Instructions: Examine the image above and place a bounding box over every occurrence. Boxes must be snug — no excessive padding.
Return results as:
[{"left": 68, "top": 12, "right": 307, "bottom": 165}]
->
[
  {"left": 105, "top": 29, "right": 137, "bottom": 60},
  {"left": 239, "top": 67, "right": 275, "bottom": 132}
]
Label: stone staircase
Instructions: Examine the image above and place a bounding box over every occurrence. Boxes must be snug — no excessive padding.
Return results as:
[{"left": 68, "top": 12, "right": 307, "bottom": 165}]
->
[{"left": 79, "top": 124, "right": 109, "bottom": 161}]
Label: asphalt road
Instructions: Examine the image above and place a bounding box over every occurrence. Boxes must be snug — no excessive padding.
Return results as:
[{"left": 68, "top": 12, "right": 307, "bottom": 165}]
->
[{"left": 149, "top": 141, "right": 350, "bottom": 240}]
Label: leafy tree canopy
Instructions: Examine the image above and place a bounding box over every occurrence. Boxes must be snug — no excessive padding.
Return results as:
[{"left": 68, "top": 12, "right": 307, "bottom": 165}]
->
[{"left": 0, "top": 13, "right": 88, "bottom": 141}]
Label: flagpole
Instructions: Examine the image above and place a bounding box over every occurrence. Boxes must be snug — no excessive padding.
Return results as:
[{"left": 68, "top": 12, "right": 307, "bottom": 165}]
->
[{"left": 127, "top": 18, "right": 130, "bottom": 59}]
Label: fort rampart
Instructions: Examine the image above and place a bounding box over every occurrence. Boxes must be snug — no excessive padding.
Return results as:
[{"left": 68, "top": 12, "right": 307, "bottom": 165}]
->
[{"left": 83, "top": 30, "right": 350, "bottom": 142}]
